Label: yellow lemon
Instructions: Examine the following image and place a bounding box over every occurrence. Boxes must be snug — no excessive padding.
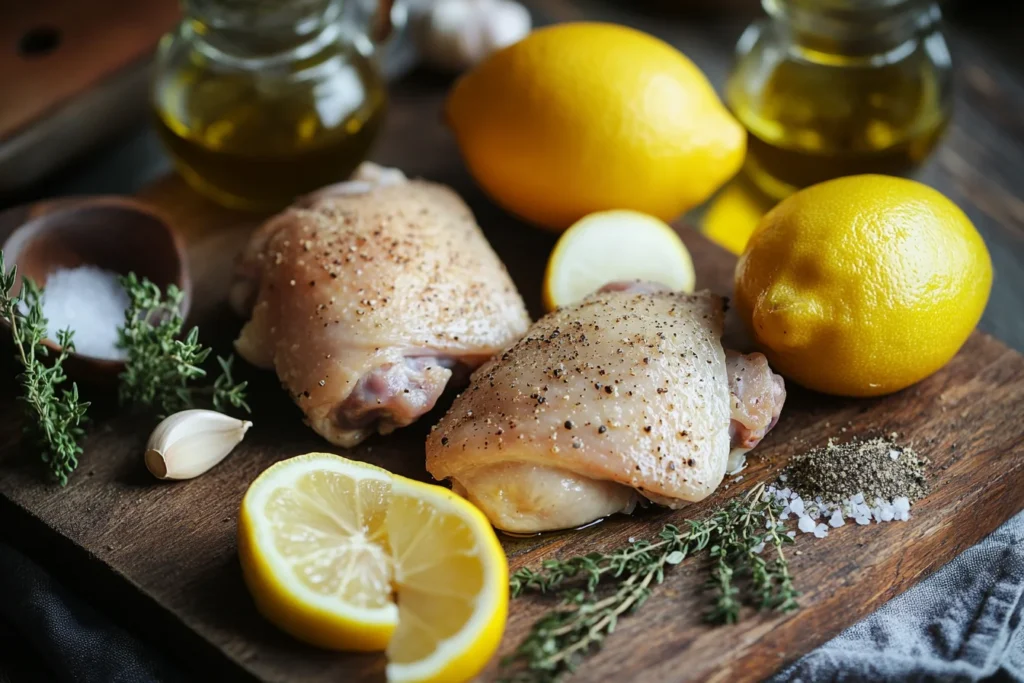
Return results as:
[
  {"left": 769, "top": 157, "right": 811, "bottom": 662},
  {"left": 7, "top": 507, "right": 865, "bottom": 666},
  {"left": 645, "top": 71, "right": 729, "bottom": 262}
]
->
[
  {"left": 542, "top": 209, "right": 695, "bottom": 311},
  {"left": 238, "top": 453, "right": 508, "bottom": 683},
  {"left": 446, "top": 22, "right": 745, "bottom": 231},
  {"left": 699, "top": 176, "right": 777, "bottom": 255},
  {"left": 734, "top": 175, "right": 992, "bottom": 397}
]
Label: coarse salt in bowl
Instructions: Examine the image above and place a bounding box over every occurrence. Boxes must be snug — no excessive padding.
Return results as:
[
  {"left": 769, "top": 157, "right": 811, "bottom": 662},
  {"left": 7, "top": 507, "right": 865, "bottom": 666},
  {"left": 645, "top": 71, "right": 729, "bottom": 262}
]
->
[
  {"left": 33, "top": 265, "right": 131, "bottom": 361},
  {"left": 0, "top": 197, "right": 190, "bottom": 383}
]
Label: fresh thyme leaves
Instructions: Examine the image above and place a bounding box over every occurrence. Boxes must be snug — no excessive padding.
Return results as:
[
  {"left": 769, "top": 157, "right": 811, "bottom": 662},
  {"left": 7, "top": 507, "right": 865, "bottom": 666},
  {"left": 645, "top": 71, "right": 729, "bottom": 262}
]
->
[
  {"left": 0, "top": 255, "right": 246, "bottom": 485},
  {"left": 211, "top": 355, "right": 250, "bottom": 413},
  {"left": 117, "top": 274, "right": 249, "bottom": 415},
  {"left": 0, "top": 255, "right": 90, "bottom": 485},
  {"left": 705, "top": 488, "right": 798, "bottom": 624},
  {"left": 503, "top": 484, "right": 799, "bottom": 682},
  {"left": 504, "top": 522, "right": 714, "bottom": 682}
]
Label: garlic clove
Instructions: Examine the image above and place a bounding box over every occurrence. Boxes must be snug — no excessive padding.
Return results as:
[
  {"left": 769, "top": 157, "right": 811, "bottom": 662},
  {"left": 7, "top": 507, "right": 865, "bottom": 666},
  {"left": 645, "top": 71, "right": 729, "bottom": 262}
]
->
[{"left": 145, "top": 409, "right": 252, "bottom": 480}]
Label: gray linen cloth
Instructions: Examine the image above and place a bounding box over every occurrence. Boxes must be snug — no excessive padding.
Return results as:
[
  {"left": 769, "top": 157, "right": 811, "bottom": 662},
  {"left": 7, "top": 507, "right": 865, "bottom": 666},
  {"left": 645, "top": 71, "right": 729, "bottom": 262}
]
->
[{"left": 773, "top": 510, "right": 1024, "bottom": 682}]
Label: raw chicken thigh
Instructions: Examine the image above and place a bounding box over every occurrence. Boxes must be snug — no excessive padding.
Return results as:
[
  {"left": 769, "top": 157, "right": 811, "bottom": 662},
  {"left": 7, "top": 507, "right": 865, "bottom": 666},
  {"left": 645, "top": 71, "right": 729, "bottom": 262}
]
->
[
  {"left": 231, "top": 165, "right": 530, "bottom": 447},
  {"left": 426, "top": 283, "right": 785, "bottom": 533}
]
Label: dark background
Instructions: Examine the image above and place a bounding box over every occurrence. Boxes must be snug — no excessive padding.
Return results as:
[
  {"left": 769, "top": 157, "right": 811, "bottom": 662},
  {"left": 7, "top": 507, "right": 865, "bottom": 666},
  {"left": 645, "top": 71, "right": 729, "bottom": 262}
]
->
[{"left": 0, "top": 0, "right": 1022, "bottom": 680}]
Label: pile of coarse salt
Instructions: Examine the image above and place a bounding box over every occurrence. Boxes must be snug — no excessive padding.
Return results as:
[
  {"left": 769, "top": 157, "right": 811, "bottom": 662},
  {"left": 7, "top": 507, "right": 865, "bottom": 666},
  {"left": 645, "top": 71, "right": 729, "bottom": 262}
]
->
[
  {"left": 764, "top": 476, "right": 912, "bottom": 540},
  {"left": 36, "top": 265, "right": 130, "bottom": 361}
]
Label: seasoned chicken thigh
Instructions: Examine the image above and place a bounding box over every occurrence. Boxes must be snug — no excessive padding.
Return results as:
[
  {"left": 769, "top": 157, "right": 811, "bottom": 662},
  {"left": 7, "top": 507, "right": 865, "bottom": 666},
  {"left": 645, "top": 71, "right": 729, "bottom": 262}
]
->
[
  {"left": 426, "top": 283, "right": 785, "bottom": 533},
  {"left": 231, "top": 166, "right": 530, "bottom": 447}
]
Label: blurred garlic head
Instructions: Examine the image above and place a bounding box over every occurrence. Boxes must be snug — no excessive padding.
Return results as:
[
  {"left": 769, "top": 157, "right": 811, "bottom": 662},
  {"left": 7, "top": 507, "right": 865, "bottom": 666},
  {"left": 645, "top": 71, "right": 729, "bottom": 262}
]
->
[{"left": 418, "top": 0, "right": 532, "bottom": 72}]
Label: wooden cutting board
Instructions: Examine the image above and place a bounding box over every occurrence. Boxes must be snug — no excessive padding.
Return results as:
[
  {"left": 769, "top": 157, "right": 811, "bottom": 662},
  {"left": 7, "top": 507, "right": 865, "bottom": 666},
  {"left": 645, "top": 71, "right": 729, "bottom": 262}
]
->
[
  {"left": 0, "top": 82, "right": 1023, "bottom": 683},
  {"left": 0, "top": 0, "right": 179, "bottom": 192}
]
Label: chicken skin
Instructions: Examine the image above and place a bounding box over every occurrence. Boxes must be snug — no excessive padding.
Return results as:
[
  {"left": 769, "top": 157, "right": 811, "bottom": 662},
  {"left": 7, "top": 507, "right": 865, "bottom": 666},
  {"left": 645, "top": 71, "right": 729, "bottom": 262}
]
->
[
  {"left": 231, "top": 165, "right": 530, "bottom": 447},
  {"left": 426, "top": 283, "right": 785, "bottom": 533}
]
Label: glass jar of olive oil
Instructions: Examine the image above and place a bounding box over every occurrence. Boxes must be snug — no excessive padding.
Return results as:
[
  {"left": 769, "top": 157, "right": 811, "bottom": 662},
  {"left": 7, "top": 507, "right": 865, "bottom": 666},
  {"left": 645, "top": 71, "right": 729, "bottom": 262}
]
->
[
  {"left": 727, "top": 0, "right": 952, "bottom": 200},
  {"left": 152, "top": 0, "right": 392, "bottom": 211}
]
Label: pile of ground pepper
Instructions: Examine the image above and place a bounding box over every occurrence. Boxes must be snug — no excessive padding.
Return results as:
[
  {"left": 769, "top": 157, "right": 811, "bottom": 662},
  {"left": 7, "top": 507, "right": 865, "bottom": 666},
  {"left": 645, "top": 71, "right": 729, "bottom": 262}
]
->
[{"left": 785, "top": 436, "right": 929, "bottom": 504}]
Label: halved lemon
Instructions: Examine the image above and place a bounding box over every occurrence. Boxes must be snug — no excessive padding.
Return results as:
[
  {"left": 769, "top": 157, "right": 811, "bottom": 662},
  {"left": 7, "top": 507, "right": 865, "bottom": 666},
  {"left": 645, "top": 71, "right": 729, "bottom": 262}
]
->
[
  {"left": 542, "top": 209, "right": 696, "bottom": 311},
  {"left": 238, "top": 453, "right": 508, "bottom": 683}
]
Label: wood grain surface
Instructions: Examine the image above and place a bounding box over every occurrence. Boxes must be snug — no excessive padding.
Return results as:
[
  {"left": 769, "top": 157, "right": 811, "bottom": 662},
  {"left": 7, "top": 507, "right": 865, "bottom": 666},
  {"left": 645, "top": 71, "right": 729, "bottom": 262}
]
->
[
  {"left": 0, "top": 72, "right": 1022, "bottom": 682},
  {"left": 0, "top": 2, "right": 1023, "bottom": 681},
  {"left": 0, "top": 1, "right": 179, "bottom": 194},
  {"left": 0, "top": 0, "right": 178, "bottom": 142}
]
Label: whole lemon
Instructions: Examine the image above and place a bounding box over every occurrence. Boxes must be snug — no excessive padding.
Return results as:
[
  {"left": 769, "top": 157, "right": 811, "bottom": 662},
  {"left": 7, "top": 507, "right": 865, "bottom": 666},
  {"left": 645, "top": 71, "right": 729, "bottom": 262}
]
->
[
  {"left": 445, "top": 22, "right": 745, "bottom": 231},
  {"left": 734, "top": 175, "right": 992, "bottom": 397}
]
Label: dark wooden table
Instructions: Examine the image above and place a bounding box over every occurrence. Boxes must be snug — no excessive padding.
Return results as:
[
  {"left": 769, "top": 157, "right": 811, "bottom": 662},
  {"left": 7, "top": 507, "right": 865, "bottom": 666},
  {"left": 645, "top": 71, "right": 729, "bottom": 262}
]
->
[{"left": 0, "top": 0, "right": 1022, "bottom": 679}]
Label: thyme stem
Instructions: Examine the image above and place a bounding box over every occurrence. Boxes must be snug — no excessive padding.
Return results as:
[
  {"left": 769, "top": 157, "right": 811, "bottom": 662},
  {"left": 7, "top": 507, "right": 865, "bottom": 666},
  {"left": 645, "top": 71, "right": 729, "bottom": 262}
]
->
[
  {"left": 116, "top": 274, "right": 249, "bottom": 415},
  {"left": 0, "top": 253, "right": 90, "bottom": 485},
  {"left": 503, "top": 483, "right": 799, "bottom": 682}
]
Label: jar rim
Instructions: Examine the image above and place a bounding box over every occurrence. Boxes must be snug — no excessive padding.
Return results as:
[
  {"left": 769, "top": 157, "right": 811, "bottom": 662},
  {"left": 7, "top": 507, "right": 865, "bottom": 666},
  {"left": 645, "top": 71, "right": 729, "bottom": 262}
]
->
[
  {"left": 768, "top": 0, "right": 934, "bottom": 14},
  {"left": 185, "top": 0, "right": 343, "bottom": 33},
  {"left": 763, "top": 0, "right": 940, "bottom": 53}
]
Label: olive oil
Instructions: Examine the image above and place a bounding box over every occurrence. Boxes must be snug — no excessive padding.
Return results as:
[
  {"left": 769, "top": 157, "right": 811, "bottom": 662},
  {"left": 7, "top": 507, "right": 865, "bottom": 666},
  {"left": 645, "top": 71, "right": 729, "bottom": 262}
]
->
[
  {"left": 729, "top": 59, "right": 947, "bottom": 200},
  {"left": 151, "top": 0, "right": 390, "bottom": 212},
  {"left": 726, "top": 0, "right": 952, "bottom": 200},
  {"left": 154, "top": 47, "right": 386, "bottom": 211}
]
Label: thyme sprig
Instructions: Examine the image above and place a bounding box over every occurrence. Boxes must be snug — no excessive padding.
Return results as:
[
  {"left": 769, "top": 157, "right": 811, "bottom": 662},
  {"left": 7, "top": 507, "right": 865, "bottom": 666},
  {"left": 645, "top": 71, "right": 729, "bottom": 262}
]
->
[
  {"left": 1, "top": 253, "right": 247, "bottom": 485},
  {"left": 504, "top": 484, "right": 799, "bottom": 682},
  {"left": 705, "top": 485, "right": 797, "bottom": 623},
  {"left": 0, "top": 255, "right": 89, "bottom": 485},
  {"left": 117, "top": 274, "right": 249, "bottom": 415}
]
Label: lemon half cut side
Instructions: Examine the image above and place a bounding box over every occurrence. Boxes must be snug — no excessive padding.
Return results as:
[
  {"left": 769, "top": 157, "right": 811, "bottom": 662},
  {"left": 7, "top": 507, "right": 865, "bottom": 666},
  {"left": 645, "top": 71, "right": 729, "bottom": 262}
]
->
[
  {"left": 238, "top": 453, "right": 509, "bottom": 683},
  {"left": 543, "top": 209, "right": 696, "bottom": 311}
]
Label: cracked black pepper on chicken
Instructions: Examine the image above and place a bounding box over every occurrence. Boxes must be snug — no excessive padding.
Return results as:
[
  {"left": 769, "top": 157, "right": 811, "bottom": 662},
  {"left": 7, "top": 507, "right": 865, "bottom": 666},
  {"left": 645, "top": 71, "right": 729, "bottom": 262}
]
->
[
  {"left": 230, "top": 165, "right": 530, "bottom": 447},
  {"left": 427, "top": 282, "right": 786, "bottom": 533}
]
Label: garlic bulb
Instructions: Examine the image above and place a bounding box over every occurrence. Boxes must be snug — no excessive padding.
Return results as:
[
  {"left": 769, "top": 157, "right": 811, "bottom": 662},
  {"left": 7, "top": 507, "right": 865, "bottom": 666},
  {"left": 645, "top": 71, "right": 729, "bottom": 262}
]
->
[
  {"left": 417, "top": 0, "right": 532, "bottom": 72},
  {"left": 145, "top": 410, "right": 252, "bottom": 480}
]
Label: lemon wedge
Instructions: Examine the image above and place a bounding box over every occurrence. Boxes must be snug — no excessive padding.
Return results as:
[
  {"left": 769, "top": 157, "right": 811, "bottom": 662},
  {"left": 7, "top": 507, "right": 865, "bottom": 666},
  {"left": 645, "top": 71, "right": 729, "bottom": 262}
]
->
[
  {"left": 542, "top": 209, "right": 696, "bottom": 311},
  {"left": 238, "top": 453, "right": 507, "bottom": 683},
  {"left": 386, "top": 476, "right": 507, "bottom": 682}
]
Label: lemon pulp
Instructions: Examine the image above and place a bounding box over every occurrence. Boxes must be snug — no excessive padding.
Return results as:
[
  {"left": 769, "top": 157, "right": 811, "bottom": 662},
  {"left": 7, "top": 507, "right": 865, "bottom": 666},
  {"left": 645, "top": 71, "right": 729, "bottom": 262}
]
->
[
  {"left": 265, "top": 469, "right": 393, "bottom": 610},
  {"left": 239, "top": 453, "right": 508, "bottom": 683},
  {"left": 543, "top": 209, "right": 695, "bottom": 311}
]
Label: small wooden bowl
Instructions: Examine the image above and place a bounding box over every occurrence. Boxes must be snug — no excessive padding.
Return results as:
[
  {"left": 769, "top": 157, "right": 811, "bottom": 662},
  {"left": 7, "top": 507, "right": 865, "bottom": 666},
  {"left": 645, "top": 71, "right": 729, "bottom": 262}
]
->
[{"left": 0, "top": 196, "right": 190, "bottom": 384}]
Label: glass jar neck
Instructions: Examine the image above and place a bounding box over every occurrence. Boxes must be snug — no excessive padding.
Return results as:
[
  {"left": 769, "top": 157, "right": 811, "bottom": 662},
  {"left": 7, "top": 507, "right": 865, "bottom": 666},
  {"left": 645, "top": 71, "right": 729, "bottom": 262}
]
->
[
  {"left": 763, "top": 0, "right": 941, "bottom": 60},
  {"left": 183, "top": 0, "right": 344, "bottom": 58}
]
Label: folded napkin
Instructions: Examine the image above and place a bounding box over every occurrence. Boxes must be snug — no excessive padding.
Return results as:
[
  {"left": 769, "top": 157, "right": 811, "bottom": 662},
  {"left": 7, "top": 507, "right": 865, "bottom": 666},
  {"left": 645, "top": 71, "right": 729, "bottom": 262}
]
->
[
  {"left": 0, "top": 542, "right": 184, "bottom": 683},
  {"left": 773, "top": 510, "right": 1024, "bottom": 682}
]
